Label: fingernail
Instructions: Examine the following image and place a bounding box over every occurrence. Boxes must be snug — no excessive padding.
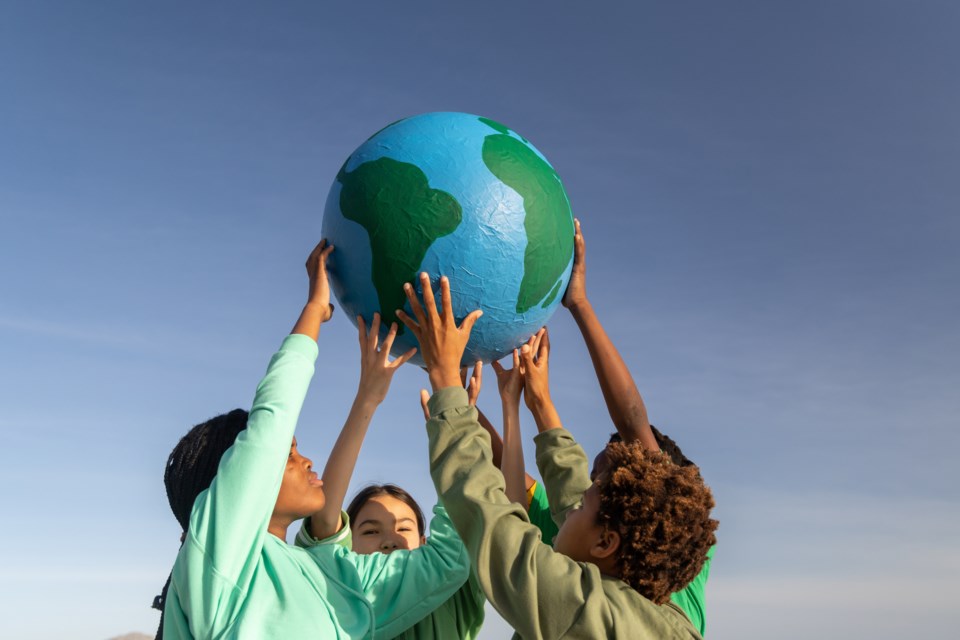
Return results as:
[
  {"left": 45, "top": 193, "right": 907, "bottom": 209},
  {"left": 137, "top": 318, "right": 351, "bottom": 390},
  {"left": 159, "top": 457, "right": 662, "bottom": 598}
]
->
[{"left": 404, "top": 283, "right": 411, "bottom": 290}]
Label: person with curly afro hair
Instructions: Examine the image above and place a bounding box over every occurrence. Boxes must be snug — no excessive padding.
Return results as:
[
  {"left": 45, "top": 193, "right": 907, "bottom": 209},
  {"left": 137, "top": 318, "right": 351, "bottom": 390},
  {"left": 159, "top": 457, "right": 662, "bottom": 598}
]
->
[
  {"left": 400, "top": 273, "right": 718, "bottom": 640},
  {"left": 566, "top": 217, "right": 717, "bottom": 635}
]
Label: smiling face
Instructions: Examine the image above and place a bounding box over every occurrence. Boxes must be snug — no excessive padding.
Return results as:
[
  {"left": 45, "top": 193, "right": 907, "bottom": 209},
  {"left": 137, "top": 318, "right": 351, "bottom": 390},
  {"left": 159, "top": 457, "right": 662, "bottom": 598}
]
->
[
  {"left": 272, "top": 438, "right": 326, "bottom": 527},
  {"left": 351, "top": 494, "right": 426, "bottom": 554}
]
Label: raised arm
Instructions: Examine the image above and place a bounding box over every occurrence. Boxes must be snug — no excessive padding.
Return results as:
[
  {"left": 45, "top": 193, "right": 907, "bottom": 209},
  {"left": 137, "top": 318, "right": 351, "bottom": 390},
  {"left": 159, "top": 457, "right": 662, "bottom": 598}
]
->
[
  {"left": 521, "top": 328, "right": 593, "bottom": 520},
  {"left": 402, "top": 274, "right": 612, "bottom": 639},
  {"left": 308, "top": 314, "right": 416, "bottom": 540},
  {"left": 563, "top": 219, "right": 658, "bottom": 451},
  {"left": 176, "top": 241, "right": 332, "bottom": 631},
  {"left": 492, "top": 348, "right": 528, "bottom": 506}
]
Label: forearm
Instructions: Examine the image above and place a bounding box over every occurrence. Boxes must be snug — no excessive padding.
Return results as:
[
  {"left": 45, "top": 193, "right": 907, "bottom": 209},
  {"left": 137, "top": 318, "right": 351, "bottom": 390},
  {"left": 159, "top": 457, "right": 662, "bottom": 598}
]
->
[
  {"left": 500, "top": 400, "right": 527, "bottom": 506},
  {"left": 527, "top": 394, "right": 563, "bottom": 434},
  {"left": 476, "top": 407, "right": 505, "bottom": 467},
  {"left": 428, "top": 388, "right": 587, "bottom": 639},
  {"left": 311, "top": 393, "right": 380, "bottom": 538},
  {"left": 568, "top": 300, "right": 658, "bottom": 451},
  {"left": 291, "top": 301, "right": 329, "bottom": 342}
]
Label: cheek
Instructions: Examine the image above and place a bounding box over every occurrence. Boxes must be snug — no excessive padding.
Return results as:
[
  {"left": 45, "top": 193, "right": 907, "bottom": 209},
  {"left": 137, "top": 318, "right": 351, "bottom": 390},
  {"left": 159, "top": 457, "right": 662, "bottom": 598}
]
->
[{"left": 403, "top": 532, "right": 423, "bottom": 549}]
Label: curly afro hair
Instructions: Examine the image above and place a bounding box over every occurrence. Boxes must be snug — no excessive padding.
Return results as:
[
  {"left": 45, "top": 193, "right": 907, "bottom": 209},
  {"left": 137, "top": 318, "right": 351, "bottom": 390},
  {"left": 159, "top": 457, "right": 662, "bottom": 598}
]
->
[{"left": 595, "top": 441, "right": 718, "bottom": 604}]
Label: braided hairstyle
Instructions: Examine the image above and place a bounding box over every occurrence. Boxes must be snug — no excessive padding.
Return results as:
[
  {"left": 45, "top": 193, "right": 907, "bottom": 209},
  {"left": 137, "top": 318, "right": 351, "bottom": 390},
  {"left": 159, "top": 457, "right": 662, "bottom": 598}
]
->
[{"left": 153, "top": 409, "right": 249, "bottom": 639}]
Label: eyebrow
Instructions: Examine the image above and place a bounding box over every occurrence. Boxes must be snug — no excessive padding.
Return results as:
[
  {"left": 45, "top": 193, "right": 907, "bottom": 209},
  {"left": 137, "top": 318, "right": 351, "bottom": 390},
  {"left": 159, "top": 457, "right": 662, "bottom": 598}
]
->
[{"left": 356, "top": 517, "right": 416, "bottom": 528}]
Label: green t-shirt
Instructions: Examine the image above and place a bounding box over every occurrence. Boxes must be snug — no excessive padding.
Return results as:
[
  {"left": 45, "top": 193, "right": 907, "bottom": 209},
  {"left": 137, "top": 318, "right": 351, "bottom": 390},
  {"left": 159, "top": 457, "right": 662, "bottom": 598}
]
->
[{"left": 527, "top": 480, "right": 559, "bottom": 546}]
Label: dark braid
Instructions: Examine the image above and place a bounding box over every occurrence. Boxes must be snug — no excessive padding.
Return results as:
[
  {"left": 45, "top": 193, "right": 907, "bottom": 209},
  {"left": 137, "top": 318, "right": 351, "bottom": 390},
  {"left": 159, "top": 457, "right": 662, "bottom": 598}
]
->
[{"left": 153, "top": 409, "right": 249, "bottom": 639}]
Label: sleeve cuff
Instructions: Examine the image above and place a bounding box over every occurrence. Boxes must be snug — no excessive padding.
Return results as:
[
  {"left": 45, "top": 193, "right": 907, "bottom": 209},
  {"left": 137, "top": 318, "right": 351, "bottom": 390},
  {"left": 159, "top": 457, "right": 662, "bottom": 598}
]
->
[
  {"left": 295, "top": 511, "right": 351, "bottom": 548},
  {"left": 281, "top": 333, "right": 319, "bottom": 361},
  {"left": 533, "top": 427, "right": 574, "bottom": 451},
  {"left": 427, "top": 386, "right": 470, "bottom": 418}
]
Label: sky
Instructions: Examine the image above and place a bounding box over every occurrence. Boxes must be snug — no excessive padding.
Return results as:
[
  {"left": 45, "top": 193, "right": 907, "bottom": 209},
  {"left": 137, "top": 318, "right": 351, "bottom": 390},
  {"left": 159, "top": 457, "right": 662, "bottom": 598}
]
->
[{"left": 1, "top": 1, "right": 958, "bottom": 638}]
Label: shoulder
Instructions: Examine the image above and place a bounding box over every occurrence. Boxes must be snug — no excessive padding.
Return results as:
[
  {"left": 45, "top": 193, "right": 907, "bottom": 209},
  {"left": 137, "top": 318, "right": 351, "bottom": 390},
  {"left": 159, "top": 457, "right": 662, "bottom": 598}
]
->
[{"left": 601, "top": 576, "right": 702, "bottom": 639}]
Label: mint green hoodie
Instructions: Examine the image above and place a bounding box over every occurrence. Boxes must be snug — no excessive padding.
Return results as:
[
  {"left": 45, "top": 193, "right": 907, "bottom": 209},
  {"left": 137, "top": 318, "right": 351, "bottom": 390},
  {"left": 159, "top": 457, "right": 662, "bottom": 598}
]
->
[
  {"left": 297, "top": 511, "right": 486, "bottom": 640},
  {"left": 162, "top": 335, "right": 470, "bottom": 639}
]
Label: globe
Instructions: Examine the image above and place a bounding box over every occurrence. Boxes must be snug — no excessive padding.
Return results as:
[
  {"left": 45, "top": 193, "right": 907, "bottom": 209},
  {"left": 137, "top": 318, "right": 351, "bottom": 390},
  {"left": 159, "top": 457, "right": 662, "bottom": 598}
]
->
[{"left": 321, "top": 111, "right": 574, "bottom": 366}]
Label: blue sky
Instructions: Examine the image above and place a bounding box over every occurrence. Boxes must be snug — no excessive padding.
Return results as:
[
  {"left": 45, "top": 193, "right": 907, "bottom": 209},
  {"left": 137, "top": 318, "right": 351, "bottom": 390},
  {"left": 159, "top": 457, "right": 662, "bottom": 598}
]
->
[{"left": 1, "top": 2, "right": 957, "bottom": 638}]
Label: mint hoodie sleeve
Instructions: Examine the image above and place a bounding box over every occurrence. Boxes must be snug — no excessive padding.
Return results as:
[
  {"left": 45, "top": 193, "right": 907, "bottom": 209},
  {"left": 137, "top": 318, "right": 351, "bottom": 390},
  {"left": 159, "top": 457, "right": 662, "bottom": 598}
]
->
[
  {"left": 533, "top": 428, "right": 593, "bottom": 528},
  {"left": 427, "top": 387, "right": 614, "bottom": 640},
  {"left": 307, "top": 504, "right": 471, "bottom": 639},
  {"left": 174, "top": 334, "right": 317, "bottom": 636}
]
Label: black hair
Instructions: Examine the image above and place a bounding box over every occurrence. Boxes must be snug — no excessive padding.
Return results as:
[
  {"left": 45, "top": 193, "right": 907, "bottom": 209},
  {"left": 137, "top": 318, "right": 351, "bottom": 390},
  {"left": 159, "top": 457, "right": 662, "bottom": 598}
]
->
[
  {"left": 346, "top": 484, "right": 426, "bottom": 537},
  {"left": 153, "top": 409, "right": 249, "bottom": 639},
  {"left": 608, "top": 424, "right": 695, "bottom": 467}
]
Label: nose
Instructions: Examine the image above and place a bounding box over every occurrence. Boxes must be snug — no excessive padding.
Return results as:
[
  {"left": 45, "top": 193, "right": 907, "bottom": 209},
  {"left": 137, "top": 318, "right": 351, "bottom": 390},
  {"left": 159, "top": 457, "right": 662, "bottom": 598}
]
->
[
  {"left": 380, "top": 533, "right": 407, "bottom": 552},
  {"left": 380, "top": 539, "right": 397, "bottom": 551}
]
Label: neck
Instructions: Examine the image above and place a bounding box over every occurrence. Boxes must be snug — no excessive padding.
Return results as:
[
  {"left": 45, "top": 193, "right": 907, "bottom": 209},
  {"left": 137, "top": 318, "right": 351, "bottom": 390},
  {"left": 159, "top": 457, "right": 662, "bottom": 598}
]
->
[{"left": 268, "top": 516, "right": 290, "bottom": 541}]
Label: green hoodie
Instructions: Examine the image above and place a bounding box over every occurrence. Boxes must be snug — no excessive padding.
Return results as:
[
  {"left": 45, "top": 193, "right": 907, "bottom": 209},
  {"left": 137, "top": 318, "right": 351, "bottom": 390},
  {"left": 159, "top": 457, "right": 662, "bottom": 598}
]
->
[
  {"left": 162, "top": 335, "right": 470, "bottom": 639},
  {"left": 426, "top": 387, "right": 702, "bottom": 640}
]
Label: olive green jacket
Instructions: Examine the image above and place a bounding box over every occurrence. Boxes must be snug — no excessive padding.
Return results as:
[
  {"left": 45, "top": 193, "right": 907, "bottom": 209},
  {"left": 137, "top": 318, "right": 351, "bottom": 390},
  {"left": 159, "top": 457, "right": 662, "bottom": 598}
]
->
[{"left": 427, "top": 387, "right": 701, "bottom": 640}]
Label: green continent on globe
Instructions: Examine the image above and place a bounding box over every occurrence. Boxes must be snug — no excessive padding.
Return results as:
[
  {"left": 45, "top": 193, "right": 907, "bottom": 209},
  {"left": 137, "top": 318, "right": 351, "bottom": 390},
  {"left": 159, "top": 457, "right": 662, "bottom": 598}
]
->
[
  {"left": 338, "top": 157, "right": 462, "bottom": 331},
  {"left": 480, "top": 123, "right": 573, "bottom": 314}
]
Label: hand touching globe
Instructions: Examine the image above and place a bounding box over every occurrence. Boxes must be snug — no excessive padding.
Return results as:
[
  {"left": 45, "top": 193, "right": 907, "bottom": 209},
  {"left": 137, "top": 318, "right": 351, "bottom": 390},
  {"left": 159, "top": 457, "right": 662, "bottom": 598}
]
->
[{"left": 321, "top": 112, "right": 574, "bottom": 366}]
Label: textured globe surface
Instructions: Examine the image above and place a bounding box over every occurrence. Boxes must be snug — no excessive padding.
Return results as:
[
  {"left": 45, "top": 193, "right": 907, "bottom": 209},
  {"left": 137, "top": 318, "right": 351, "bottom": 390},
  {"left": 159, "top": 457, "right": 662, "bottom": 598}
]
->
[{"left": 322, "top": 111, "right": 574, "bottom": 366}]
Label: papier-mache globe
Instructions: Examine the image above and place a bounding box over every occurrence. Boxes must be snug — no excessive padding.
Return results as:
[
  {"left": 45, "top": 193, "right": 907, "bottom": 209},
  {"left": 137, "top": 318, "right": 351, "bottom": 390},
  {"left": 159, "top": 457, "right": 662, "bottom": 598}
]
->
[{"left": 321, "top": 111, "right": 574, "bottom": 366}]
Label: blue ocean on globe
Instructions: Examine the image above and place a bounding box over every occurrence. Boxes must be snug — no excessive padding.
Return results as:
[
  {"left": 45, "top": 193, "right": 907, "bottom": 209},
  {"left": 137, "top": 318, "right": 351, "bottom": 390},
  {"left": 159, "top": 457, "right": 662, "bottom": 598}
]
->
[{"left": 321, "top": 111, "right": 574, "bottom": 366}]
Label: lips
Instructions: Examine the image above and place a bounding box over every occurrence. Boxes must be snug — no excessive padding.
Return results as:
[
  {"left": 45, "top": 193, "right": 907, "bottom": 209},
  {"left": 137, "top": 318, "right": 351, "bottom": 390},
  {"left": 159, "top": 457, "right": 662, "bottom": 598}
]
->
[{"left": 308, "top": 472, "right": 323, "bottom": 488}]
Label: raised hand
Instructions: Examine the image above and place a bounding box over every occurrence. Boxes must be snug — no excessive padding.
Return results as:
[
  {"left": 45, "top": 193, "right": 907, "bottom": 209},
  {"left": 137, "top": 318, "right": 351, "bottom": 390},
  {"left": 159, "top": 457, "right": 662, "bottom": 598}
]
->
[
  {"left": 306, "top": 239, "right": 336, "bottom": 321},
  {"left": 491, "top": 349, "right": 523, "bottom": 410},
  {"left": 520, "top": 328, "right": 562, "bottom": 432},
  {"left": 396, "top": 272, "right": 482, "bottom": 391},
  {"left": 356, "top": 313, "right": 417, "bottom": 406},
  {"left": 293, "top": 239, "right": 335, "bottom": 341},
  {"left": 561, "top": 218, "right": 587, "bottom": 310}
]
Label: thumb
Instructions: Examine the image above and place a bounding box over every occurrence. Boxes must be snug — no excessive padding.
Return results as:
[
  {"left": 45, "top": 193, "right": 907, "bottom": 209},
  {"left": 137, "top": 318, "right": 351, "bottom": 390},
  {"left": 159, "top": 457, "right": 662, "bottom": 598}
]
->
[
  {"left": 459, "top": 309, "right": 483, "bottom": 335},
  {"left": 420, "top": 389, "right": 431, "bottom": 420}
]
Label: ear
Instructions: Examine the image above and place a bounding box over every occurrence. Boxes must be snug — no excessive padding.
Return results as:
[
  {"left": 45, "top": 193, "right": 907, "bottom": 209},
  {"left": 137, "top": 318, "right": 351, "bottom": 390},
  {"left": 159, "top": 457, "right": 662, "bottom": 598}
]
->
[
  {"left": 591, "top": 527, "right": 620, "bottom": 560},
  {"left": 420, "top": 535, "right": 427, "bottom": 546}
]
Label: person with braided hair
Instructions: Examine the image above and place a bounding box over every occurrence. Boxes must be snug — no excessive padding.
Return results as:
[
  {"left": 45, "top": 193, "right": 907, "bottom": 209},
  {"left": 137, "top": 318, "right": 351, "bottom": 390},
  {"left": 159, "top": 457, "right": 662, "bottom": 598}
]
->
[
  {"left": 154, "top": 240, "right": 470, "bottom": 639},
  {"left": 397, "top": 273, "right": 717, "bottom": 640}
]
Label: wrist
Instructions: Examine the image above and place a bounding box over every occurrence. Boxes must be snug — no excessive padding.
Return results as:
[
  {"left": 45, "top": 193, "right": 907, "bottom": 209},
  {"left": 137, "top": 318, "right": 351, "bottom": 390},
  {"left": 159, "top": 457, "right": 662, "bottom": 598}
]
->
[
  {"left": 501, "top": 396, "right": 521, "bottom": 411},
  {"left": 351, "top": 391, "right": 382, "bottom": 411},
  {"left": 304, "top": 300, "right": 333, "bottom": 321},
  {"left": 429, "top": 367, "right": 463, "bottom": 391},
  {"left": 566, "top": 298, "right": 592, "bottom": 317}
]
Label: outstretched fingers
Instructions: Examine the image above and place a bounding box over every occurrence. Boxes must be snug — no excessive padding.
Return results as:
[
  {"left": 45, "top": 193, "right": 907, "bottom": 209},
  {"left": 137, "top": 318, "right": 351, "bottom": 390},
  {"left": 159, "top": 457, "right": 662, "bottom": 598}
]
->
[
  {"left": 397, "top": 283, "right": 424, "bottom": 337},
  {"left": 419, "top": 272, "right": 440, "bottom": 322}
]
